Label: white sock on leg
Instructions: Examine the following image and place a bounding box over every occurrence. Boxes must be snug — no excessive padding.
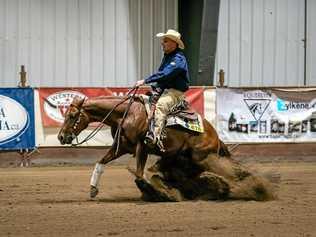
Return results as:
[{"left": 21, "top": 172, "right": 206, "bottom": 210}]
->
[{"left": 90, "top": 163, "right": 104, "bottom": 187}]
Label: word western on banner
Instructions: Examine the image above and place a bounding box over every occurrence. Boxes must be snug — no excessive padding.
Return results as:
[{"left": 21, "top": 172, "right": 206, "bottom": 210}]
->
[
  {"left": 38, "top": 87, "right": 204, "bottom": 127},
  {"left": 0, "top": 88, "right": 35, "bottom": 150},
  {"left": 216, "top": 88, "right": 316, "bottom": 143},
  {"left": 39, "top": 88, "right": 113, "bottom": 127}
]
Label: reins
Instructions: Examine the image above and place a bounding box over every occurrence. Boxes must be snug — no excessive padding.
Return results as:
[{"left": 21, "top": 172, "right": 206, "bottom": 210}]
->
[
  {"left": 71, "top": 86, "right": 139, "bottom": 149},
  {"left": 112, "top": 87, "right": 139, "bottom": 156}
]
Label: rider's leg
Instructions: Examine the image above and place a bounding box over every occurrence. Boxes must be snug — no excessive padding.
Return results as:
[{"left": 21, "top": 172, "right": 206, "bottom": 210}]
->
[
  {"left": 154, "top": 89, "right": 184, "bottom": 143},
  {"left": 145, "top": 116, "right": 156, "bottom": 141},
  {"left": 144, "top": 90, "right": 160, "bottom": 142}
]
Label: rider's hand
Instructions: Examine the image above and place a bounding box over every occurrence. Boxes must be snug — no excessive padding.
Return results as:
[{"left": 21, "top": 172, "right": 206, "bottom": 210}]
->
[{"left": 135, "top": 79, "right": 145, "bottom": 87}]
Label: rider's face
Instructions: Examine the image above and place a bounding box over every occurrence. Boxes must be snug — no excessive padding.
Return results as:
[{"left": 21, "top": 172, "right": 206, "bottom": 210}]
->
[{"left": 161, "top": 37, "right": 178, "bottom": 54}]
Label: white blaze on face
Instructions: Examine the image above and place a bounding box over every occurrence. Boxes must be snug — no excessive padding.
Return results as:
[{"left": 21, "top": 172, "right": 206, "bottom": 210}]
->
[
  {"left": 44, "top": 90, "right": 86, "bottom": 123},
  {"left": 0, "top": 95, "right": 29, "bottom": 144}
]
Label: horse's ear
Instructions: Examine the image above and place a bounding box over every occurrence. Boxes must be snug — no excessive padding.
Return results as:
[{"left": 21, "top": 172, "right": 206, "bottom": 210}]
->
[
  {"left": 77, "top": 97, "right": 85, "bottom": 107},
  {"left": 72, "top": 96, "right": 85, "bottom": 107}
]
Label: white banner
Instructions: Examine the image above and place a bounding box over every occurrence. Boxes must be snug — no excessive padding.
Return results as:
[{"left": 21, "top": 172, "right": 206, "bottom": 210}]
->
[{"left": 216, "top": 88, "right": 316, "bottom": 143}]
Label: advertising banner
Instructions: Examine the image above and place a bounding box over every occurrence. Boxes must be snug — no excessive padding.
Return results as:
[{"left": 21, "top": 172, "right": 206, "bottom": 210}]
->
[
  {"left": 0, "top": 88, "right": 35, "bottom": 150},
  {"left": 39, "top": 87, "right": 204, "bottom": 127},
  {"left": 185, "top": 88, "right": 204, "bottom": 117},
  {"left": 217, "top": 88, "right": 316, "bottom": 143},
  {"left": 38, "top": 88, "right": 113, "bottom": 127}
]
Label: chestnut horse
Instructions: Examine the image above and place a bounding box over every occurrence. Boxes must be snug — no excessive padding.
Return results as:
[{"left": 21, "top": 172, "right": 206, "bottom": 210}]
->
[{"left": 57, "top": 95, "right": 230, "bottom": 198}]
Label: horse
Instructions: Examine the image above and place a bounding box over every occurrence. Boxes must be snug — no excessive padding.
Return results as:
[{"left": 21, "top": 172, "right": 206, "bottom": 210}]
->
[{"left": 57, "top": 94, "right": 230, "bottom": 198}]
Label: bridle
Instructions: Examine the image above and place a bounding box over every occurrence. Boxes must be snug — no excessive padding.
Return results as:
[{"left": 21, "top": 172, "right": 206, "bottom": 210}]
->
[
  {"left": 69, "top": 87, "right": 139, "bottom": 155},
  {"left": 66, "top": 104, "right": 85, "bottom": 144}
]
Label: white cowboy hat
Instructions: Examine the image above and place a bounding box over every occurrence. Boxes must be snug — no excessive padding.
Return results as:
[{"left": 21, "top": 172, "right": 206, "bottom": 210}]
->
[{"left": 156, "top": 29, "right": 185, "bottom": 49}]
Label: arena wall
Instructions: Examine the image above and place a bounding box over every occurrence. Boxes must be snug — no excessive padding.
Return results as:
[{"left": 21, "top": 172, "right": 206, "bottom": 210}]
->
[
  {"left": 214, "top": 0, "right": 316, "bottom": 86},
  {"left": 0, "top": 0, "right": 178, "bottom": 87}
]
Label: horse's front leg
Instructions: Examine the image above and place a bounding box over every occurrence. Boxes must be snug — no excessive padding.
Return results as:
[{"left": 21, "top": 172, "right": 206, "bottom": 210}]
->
[
  {"left": 90, "top": 147, "right": 125, "bottom": 198},
  {"left": 135, "top": 141, "right": 148, "bottom": 179}
]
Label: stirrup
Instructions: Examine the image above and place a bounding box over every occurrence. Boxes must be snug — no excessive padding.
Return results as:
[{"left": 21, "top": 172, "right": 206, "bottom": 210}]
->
[
  {"left": 144, "top": 132, "right": 156, "bottom": 145},
  {"left": 144, "top": 133, "right": 165, "bottom": 152},
  {"left": 144, "top": 133, "right": 157, "bottom": 151}
]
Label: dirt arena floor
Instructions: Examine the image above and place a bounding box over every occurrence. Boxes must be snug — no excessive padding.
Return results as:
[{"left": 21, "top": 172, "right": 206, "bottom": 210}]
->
[{"left": 0, "top": 157, "right": 315, "bottom": 237}]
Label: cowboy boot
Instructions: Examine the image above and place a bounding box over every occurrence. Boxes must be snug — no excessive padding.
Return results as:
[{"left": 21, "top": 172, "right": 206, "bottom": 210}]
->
[
  {"left": 144, "top": 93, "right": 159, "bottom": 146},
  {"left": 144, "top": 125, "right": 166, "bottom": 152},
  {"left": 152, "top": 122, "right": 166, "bottom": 152},
  {"left": 144, "top": 118, "right": 157, "bottom": 148}
]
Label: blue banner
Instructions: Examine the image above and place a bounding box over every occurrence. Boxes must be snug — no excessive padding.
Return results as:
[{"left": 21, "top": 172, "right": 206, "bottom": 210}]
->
[{"left": 0, "top": 88, "right": 35, "bottom": 150}]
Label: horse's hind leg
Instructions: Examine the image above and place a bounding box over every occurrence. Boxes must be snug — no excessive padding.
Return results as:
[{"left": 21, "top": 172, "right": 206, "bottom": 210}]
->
[
  {"left": 90, "top": 147, "right": 126, "bottom": 198},
  {"left": 135, "top": 175, "right": 184, "bottom": 202},
  {"left": 194, "top": 171, "right": 230, "bottom": 200}
]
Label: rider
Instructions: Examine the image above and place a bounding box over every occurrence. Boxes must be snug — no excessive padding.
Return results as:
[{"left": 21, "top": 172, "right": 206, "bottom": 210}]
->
[{"left": 136, "top": 29, "right": 190, "bottom": 149}]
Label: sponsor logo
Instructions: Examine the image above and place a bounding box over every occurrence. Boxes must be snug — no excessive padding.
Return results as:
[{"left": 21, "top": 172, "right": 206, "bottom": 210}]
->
[
  {"left": 0, "top": 95, "right": 29, "bottom": 145},
  {"left": 277, "top": 99, "right": 287, "bottom": 111},
  {"left": 277, "top": 98, "right": 316, "bottom": 111},
  {"left": 44, "top": 90, "right": 85, "bottom": 123},
  {"left": 244, "top": 99, "right": 271, "bottom": 121},
  {"left": 243, "top": 91, "right": 271, "bottom": 99}
]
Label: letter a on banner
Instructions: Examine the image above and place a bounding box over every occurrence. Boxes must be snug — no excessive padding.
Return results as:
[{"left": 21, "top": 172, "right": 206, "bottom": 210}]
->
[{"left": 0, "top": 88, "right": 35, "bottom": 150}]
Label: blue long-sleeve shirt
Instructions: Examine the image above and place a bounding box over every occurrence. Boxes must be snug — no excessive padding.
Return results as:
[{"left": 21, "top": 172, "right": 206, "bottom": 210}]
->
[{"left": 144, "top": 49, "right": 190, "bottom": 92}]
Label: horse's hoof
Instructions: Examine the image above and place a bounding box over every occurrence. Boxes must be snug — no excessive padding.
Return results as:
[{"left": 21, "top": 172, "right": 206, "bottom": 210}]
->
[{"left": 90, "top": 185, "right": 99, "bottom": 198}]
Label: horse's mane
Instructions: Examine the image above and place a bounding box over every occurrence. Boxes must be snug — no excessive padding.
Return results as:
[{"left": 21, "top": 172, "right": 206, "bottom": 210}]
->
[
  {"left": 85, "top": 95, "right": 146, "bottom": 105},
  {"left": 90, "top": 95, "right": 127, "bottom": 100}
]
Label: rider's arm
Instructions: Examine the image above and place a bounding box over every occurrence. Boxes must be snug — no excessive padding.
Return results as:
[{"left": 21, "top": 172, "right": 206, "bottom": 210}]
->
[{"left": 144, "top": 55, "right": 187, "bottom": 84}]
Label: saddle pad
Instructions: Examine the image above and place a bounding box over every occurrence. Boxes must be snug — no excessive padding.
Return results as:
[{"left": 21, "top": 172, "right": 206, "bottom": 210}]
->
[
  {"left": 139, "top": 94, "right": 204, "bottom": 133},
  {"left": 166, "top": 114, "right": 204, "bottom": 133}
]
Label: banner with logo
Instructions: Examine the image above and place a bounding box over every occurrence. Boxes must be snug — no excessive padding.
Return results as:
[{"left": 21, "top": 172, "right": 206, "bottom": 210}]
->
[
  {"left": 39, "top": 87, "right": 204, "bottom": 127},
  {"left": 216, "top": 88, "right": 316, "bottom": 143},
  {"left": 0, "top": 88, "right": 35, "bottom": 150},
  {"left": 38, "top": 88, "right": 113, "bottom": 127}
]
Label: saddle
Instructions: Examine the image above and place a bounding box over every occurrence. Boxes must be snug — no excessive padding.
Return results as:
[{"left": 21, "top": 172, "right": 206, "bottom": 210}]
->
[
  {"left": 138, "top": 95, "right": 204, "bottom": 133},
  {"left": 168, "top": 100, "right": 198, "bottom": 121}
]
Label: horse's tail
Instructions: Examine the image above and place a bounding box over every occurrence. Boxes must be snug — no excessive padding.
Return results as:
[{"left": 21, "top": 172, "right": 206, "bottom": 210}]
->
[{"left": 218, "top": 139, "right": 231, "bottom": 157}]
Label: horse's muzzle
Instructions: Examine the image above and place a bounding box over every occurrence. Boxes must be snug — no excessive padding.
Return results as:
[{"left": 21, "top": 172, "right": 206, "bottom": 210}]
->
[{"left": 58, "top": 133, "right": 73, "bottom": 145}]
